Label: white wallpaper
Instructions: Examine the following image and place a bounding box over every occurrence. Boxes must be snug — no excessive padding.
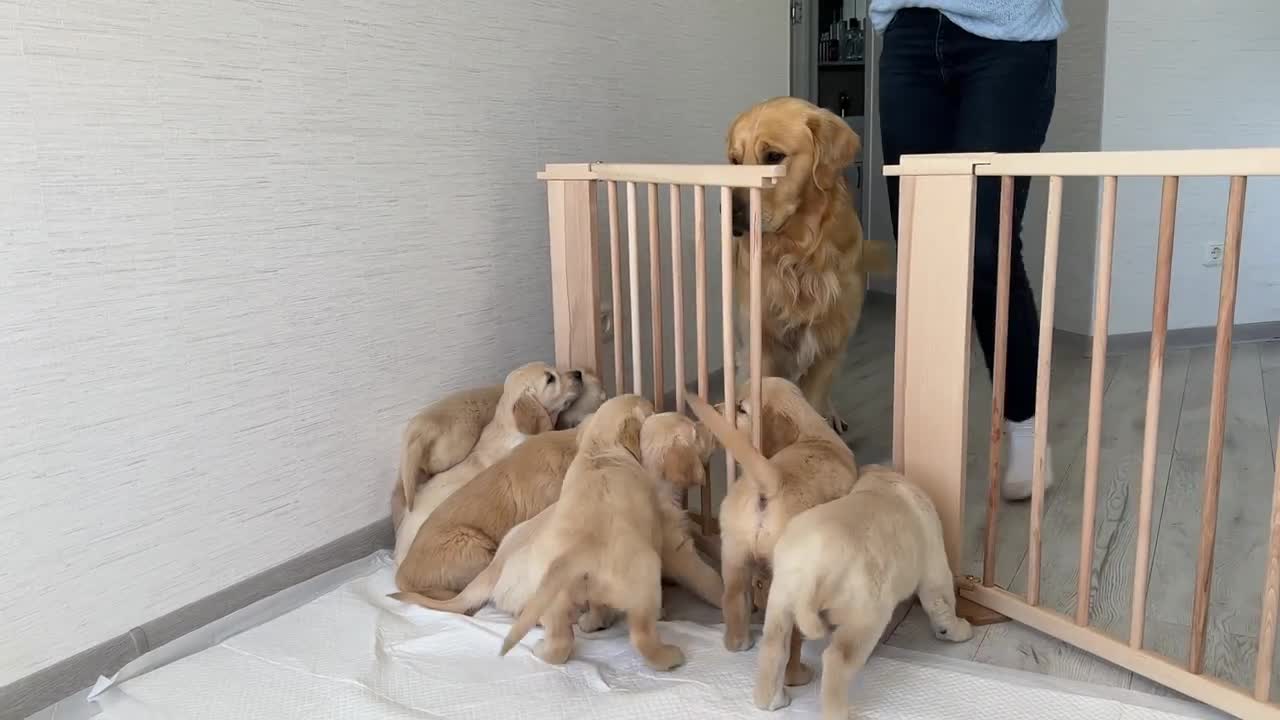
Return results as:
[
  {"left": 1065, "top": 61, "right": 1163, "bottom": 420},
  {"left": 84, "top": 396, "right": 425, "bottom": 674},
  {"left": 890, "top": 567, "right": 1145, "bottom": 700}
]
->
[
  {"left": 0, "top": 0, "right": 787, "bottom": 683},
  {"left": 1100, "top": 0, "right": 1280, "bottom": 334}
]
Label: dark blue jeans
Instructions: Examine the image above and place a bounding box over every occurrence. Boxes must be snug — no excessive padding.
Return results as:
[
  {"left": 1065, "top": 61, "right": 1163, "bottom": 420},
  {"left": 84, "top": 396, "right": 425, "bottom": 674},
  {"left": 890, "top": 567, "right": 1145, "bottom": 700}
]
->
[{"left": 880, "top": 8, "right": 1057, "bottom": 422}]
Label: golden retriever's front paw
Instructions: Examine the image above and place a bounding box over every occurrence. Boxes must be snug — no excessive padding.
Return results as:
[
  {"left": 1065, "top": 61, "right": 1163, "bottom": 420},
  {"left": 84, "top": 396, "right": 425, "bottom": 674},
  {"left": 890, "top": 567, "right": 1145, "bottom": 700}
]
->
[
  {"left": 784, "top": 661, "right": 814, "bottom": 687},
  {"left": 533, "top": 639, "right": 572, "bottom": 665},
  {"left": 724, "top": 627, "right": 755, "bottom": 652},
  {"left": 936, "top": 618, "right": 973, "bottom": 643},
  {"left": 644, "top": 644, "right": 686, "bottom": 671},
  {"left": 754, "top": 684, "right": 791, "bottom": 711}
]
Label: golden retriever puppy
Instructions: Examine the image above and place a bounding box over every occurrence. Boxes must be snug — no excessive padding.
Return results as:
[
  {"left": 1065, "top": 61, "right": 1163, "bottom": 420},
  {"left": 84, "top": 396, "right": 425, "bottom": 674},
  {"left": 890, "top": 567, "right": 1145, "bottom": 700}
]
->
[
  {"left": 726, "top": 97, "right": 892, "bottom": 434},
  {"left": 392, "top": 374, "right": 606, "bottom": 598},
  {"left": 752, "top": 465, "right": 972, "bottom": 718},
  {"left": 392, "top": 363, "right": 582, "bottom": 565},
  {"left": 408, "top": 411, "right": 722, "bottom": 622},
  {"left": 392, "top": 370, "right": 604, "bottom": 529},
  {"left": 686, "top": 377, "right": 858, "bottom": 686},
  {"left": 498, "top": 396, "right": 693, "bottom": 670}
]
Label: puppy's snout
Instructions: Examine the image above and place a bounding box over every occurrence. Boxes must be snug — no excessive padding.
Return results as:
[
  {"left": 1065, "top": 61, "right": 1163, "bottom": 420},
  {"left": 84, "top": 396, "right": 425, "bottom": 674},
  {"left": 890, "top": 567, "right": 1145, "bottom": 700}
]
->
[
  {"left": 568, "top": 370, "right": 583, "bottom": 382},
  {"left": 731, "top": 194, "right": 748, "bottom": 237}
]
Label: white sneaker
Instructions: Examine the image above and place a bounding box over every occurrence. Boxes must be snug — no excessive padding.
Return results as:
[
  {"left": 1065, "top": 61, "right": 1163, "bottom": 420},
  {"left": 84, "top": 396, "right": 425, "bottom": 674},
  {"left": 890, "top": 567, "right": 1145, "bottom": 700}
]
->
[{"left": 1002, "top": 418, "right": 1054, "bottom": 501}]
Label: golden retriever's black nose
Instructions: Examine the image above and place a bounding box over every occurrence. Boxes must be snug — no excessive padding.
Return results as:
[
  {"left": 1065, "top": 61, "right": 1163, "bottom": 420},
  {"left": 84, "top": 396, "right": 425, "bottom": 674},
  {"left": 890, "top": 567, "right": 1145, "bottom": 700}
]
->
[
  {"left": 568, "top": 370, "right": 583, "bottom": 381},
  {"left": 731, "top": 196, "right": 747, "bottom": 236}
]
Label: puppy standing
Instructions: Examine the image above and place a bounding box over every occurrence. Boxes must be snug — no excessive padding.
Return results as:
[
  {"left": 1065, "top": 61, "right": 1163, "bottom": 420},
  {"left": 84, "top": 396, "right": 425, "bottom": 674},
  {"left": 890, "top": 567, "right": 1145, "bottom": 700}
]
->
[
  {"left": 392, "top": 363, "right": 582, "bottom": 564},
  {"left": 394, "top": 412, "right": 722, "bottom": 624},
  {"left": 499, "top": 396, "right": 687, "bottom": 671},
  {"left": 753, "top": 465, "right": 972, "bottom": 718},
  {"left": 686, "top": 378, "right": 858, "bottom": 687},
  {"left": 727, "top": 97, "right": 892, "bottom": 433}
]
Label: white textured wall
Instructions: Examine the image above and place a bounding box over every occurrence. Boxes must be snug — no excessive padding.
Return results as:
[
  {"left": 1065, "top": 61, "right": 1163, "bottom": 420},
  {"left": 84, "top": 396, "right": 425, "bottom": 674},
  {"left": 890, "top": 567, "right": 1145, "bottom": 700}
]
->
[
  {"left": 1100, "top": 0, "right": 1280, "bottom": 334},
  {"left": 0, "top": 0, "right": 787, "bottom": 684}
]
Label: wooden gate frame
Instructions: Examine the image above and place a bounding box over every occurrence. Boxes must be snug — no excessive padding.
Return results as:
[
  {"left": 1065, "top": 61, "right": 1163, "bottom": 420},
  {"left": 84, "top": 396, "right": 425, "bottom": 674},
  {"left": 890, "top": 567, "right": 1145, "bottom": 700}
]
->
[
  {"left": 889, "top": 149, "right": 1280, "bottom": 719},
  {"left": 541, "top": 150, "right": 1280, "bottom": 719}
]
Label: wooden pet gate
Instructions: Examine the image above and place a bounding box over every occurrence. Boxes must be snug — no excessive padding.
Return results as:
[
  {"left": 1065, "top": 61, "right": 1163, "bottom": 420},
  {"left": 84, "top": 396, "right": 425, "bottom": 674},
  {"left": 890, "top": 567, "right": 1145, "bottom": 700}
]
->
[{"left": 539, "top": 150, "right": 1280, "bottom": 719}]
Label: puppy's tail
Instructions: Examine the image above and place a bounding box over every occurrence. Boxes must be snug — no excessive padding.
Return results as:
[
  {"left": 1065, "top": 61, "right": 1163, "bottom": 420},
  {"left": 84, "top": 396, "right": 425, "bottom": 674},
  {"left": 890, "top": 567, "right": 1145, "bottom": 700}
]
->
[
  {"left": 685, "top": 393, "right": 782, "bottom": 498},
  {"left": 399, "top": 432, "right": 427, "bottom": 513},
  {"left": 499, "top": 547, "right": 591, "bottom": 657},
  {"left": 859, "top": 240, "right": 895, "bottom": 276},
  {"left": 389, "top": 553, "right": 503, "bottom": 616}
]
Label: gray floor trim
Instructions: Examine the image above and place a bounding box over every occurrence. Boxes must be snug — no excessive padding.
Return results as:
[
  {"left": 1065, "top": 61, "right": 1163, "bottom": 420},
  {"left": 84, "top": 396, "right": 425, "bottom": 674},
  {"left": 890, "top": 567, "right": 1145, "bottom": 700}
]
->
[{"left": 1, "top": 518, "right": 393, "bottom": 720}]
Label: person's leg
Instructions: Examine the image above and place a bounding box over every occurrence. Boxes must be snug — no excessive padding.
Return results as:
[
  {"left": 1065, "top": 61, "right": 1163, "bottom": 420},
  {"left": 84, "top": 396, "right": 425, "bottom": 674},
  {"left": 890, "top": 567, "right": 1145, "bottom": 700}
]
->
[
  {"left": 944, "top": 21, "right": 1058, "bottom": 498},
  {"left": 879, "top": 8, "right": 956, "bottom": 238}
]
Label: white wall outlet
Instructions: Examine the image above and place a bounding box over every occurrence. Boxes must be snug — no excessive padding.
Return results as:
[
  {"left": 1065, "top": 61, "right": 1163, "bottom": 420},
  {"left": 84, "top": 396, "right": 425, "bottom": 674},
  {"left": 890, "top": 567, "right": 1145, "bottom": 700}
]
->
[
  {"left": 600, "top": 305, "right": 614, "bottom": 344},
  {"left": 1204, "top": 242, "right": 1224, "bottom": 267}
]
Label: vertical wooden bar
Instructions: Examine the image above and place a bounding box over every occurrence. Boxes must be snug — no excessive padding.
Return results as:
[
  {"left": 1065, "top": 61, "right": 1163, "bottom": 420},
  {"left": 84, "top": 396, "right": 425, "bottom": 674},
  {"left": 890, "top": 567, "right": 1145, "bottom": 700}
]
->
[
  {"left": 892, "top": 176, "right": 916, "bottom": 472},
  {"left": 721, "top": 187, "right": 737, "bottom": 485},
  {"left": 983, "top": 175, "right": 1014, "bottom": 588},
  {"left": 1190, "top": 176, "right": 1248, "bottom": 674},
  {"left": 1076, "top": 176, "right": 1118, "bottom": 626},
  {"left": 669, "top": 185, "right": 686, "bottom": 413},
  {"left": 606, "top": 181, "right": 626, "bottom": 394},
  {"left": 626, "top": 182, "right": 643, "bottom": 395},
  {"left": 648, "top": 183, "right": 664, "bottom": 411},
  {"left": 546, "top": 179, "right": 601, "bottom": 374},
  {"left": 1255, "top": 426, "right": 1280, "bottom": 700},
  {"left": 1131, "top": 176, "right": 1179, "bottom": 648},
  {"left": 1026, "top": 175, "right": 1064, "bottom": 608},
  {"left": 748, "top": 188, "right": 764, "bottom": 451},
  {"left": 901, "top": 172, "right": 978, "bottom": 574},
  {"left": 695, "top": 186, "right": 712, "bottom": 532},
  {"left": 695, "top": 186, "right": 709, "bottom": 401}
]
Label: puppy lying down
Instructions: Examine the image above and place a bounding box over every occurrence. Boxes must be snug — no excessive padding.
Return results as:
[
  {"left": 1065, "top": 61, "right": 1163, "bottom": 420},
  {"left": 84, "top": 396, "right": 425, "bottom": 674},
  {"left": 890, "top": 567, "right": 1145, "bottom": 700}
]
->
[
  {"left": 393, "top": 411, "right": 721, "bottom": 631},
  {"left": 393, "top": 363, "right": 583, "bottom": 564},
  {"left": 393, "top": 373, "right": 607, "bottom": 599},
  {"left": 752, "top": 465, "right": 972, "bottom": 720}
]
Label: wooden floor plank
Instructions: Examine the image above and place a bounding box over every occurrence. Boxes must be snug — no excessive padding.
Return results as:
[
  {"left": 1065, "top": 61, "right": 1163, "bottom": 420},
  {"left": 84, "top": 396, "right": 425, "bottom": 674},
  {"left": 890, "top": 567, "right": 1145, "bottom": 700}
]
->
[{"left": 1147, "top": 344, "right": 1275, "bottom": 681}]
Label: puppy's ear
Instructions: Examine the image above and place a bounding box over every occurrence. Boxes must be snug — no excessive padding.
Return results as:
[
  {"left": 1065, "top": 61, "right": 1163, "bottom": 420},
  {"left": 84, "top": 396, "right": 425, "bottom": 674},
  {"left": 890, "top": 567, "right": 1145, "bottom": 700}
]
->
[
  {"left": 807, "top": 107, "right": 860, "bottom": 183},
  {"left": 662, "top": 445, "right": 706, "bottom": 488},
  {"left": 618, "top": 416, "right": 643, "bottom": 460},
  {"left": 694, "top": 422, "right": 716, "bottom": 458},
  {"left": 512, "top": 393, "right": 552, "bottom": 435},
  {"left": 762, "top": 406, "right": 800, "bottom": 457}
]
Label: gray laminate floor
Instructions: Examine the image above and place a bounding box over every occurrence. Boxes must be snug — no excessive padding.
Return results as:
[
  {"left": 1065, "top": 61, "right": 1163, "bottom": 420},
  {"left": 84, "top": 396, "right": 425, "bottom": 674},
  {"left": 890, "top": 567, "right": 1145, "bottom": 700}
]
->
[{"left": 838, "top": 292, "right": 1280, "bottom": 703}]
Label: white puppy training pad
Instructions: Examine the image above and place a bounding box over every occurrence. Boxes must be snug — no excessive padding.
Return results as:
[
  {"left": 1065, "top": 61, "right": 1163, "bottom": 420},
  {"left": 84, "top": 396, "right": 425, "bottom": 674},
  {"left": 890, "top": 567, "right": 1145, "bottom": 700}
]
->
[{"left": 91, "top": 553, "right": 1218, "bottom": 719}]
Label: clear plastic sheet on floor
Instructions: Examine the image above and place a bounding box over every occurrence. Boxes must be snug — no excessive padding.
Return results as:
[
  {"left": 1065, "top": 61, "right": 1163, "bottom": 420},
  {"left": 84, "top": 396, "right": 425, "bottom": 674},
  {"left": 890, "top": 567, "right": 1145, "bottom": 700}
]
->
[{"left": 89, "top": 552, "right": 1225, "bottom": 719}]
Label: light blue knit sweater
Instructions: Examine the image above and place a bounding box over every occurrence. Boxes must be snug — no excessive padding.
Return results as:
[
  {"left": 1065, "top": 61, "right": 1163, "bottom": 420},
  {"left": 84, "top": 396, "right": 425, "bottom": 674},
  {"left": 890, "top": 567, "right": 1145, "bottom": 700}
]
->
[{"left": 869, "top": 0, "right": 1067, "bottom": 41}]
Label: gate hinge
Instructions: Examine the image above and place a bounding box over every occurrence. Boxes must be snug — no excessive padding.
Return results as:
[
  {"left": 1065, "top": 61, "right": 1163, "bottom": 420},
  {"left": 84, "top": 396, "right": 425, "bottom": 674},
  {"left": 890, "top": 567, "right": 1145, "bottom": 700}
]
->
[{"left": 791, "top": 1, "right": 802, "bottom": 25}]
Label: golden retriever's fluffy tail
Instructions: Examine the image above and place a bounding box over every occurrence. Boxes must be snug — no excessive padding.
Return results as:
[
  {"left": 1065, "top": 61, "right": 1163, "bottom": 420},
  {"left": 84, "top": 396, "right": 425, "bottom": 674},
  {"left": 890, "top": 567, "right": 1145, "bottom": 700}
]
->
[
  {"left": 500, "top": 547, "right": 591, "bottom": 656},
  {"left": 389, "top": 552, "right": 503, "bottom": 616},
  {"left": 793, "top": 598, "right": 827, "bottom": 639},
  {"left": 684, "top": 393, "right": 781, "bottom": 498},
  {"left": 399, "top": 432, "right": 426, "bottom": 513},
  {"left": 859, "top": 240, "right": 895, "bottom": 276}
]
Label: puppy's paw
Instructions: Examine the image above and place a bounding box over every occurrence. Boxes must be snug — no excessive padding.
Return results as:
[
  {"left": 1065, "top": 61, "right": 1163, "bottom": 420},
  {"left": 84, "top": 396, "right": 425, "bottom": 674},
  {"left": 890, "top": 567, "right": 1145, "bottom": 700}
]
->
[
  {"left": 533, "top": 639, "right": 573, "bottom": 665},
  {"left": 753, "top": 684, "right": 791, "bottom": 711},
  {"left": 828, "top": 413, "right": 849, "bottom": 435},
  {"left": 644, "top": 644, "right": 686, "bottom": 671},
  {"left": 724, "top": 627, "right": 755, "bottom": 652},
  {"left": 784, "top": 661, "right": 814, "bottom": 687},
  {"left": 934, "top": 618, "right": 973, "bottom": 643}
]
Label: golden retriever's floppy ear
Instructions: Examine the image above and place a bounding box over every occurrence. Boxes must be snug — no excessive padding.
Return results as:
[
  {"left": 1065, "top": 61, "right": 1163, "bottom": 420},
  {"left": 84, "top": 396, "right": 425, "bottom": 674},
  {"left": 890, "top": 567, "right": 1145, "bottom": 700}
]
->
[
  {"left": 807, "top": 107, "right": 860, "bottom": 185},
  {"left": 618, "top": 415, "right": 643, "bottom": 460},
  {"left": 762, "top": 406, "right": 800, "bottom": 457},
  {"left": 512, "top": 393, "right": 552, "bottom": 435},
  {"left": 662, "top": 445, "right": 706, "bottom": 488}
]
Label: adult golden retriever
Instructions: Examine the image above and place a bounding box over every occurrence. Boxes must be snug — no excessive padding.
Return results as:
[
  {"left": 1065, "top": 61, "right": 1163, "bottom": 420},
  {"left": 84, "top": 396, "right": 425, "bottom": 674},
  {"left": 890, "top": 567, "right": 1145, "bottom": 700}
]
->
[{"left": 727, "top": 97, "right": 891, "bottom": 433}]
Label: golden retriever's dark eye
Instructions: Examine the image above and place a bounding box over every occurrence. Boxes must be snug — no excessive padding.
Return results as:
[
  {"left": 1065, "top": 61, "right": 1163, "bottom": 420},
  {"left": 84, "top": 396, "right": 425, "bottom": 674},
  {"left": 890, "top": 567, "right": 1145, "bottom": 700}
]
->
[
  {"left": 544, "top": 371, "right": 556, "bottom": 385},
  {"left": 763, "top": 151, "right": 786, "bottom": 165}
]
